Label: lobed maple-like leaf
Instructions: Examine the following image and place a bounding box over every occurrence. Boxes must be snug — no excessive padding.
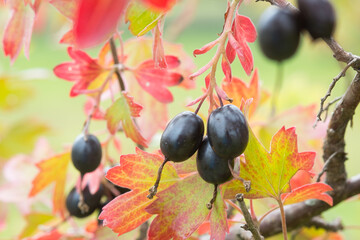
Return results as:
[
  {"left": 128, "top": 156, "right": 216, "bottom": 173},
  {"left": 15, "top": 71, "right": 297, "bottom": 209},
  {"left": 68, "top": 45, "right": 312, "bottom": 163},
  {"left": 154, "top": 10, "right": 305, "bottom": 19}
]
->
[
  {"left": 2, "top": 0, "right": 36, "bottom": 63},
  {"left": 99, "top": 148, "right": 179, "bottom": 236},
  {"left": 223, "top": 127, "right": 317, "bottom": 200},
  {"left": 19, "top": 212, "right": 55, "bottom": 239},
  {"left": 222, "top": 69, "right": 259, "bottom": 118},
  {"left": 73, "top": 0, "right": 129, "bottom": 48},
  {"left": 282, "top": 182, "right": 333, "bottom": 206},
  {"left": 53, "top": 47, "right": 106, "bottom": 97},
  {"left": 146, "top": 174, "right": 214, "bottom": 240},
  {"left": 29, "top": 152, "right": 71, "bottom": 216},
  {"left": 209, "top": 190, "right": 228, "bottom": 240},
  {"left": 132, "top": 56, "right": 183, "bottom": 103},
  {"left": 225, "top": 14, "right": 256, "bottom": 76},
  {"left": 125, "top": 1, "right": 162, "bottom": 36},
  {"left": 105, "top": 92, "right": 148, "bottom": 147}
]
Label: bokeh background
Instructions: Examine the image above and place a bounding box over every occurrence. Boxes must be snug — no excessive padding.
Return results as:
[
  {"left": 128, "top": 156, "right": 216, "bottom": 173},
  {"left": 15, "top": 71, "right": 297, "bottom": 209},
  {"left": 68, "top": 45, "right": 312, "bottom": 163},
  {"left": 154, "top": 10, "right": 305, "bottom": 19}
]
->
[{"left": 1, "top": 0, "right": 360, "bottom": 239}]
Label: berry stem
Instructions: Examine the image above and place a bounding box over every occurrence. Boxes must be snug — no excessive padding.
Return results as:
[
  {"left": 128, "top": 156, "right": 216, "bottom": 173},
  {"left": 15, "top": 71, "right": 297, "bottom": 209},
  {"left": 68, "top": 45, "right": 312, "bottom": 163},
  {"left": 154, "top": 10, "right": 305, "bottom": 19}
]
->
[
  {"left": 270, "top": 62, "right": 284, "bottom": 116},
  {"left": 228, "top": 159, "right": 251, "bottom": 192},
  {"left": 77, "top": 173, "right": 90, "bottom": 214},
  {"left": 207, "top": 184, "right": 218, "bottom": 210},
  {"left": 216, "top": 90, "right": 224, "bottom": 107},
  {"left": 147, "top": 157, "right": 169, "bottom": 199}
]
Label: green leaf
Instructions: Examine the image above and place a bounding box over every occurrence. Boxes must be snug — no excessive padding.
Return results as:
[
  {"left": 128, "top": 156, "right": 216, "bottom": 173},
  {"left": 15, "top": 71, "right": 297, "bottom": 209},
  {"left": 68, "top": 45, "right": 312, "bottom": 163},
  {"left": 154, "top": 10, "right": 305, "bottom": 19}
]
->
[
  {"left": 0, "top": 119, "right": 49, "bottom": 159},
  {"left": 19, "top": 212, "right": 55, "bottom": 239},
  {"left": 125, "top": 1, "right": 162, "bottom": 36}
]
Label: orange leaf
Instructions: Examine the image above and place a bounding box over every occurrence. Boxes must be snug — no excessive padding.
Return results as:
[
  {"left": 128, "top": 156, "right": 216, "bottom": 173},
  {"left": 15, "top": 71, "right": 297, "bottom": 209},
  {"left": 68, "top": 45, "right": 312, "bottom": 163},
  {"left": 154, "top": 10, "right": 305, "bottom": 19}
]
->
[
  {"left": 223, "top": 126, "right": 316, "bottom": 200},
  {"left": 29, "top": 152, "right": 71, "bottom": 216},
  {"left": 282, "top": 182, "right": 333, "bottom": 206},
  {"left": 105, "top": 92, "right": 148, "bottom": 147},
  {"left": 99, "top": 148, "right": 179, "bottom": 236},
  {"left": 222, "top": 69, "right": 259, "bottom": 118}
]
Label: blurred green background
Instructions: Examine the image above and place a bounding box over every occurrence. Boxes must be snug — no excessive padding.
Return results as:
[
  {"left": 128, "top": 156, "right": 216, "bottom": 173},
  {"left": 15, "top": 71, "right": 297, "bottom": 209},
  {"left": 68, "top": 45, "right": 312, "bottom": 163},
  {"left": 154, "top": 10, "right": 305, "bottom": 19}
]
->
[{"left": 1, "top": 0, "right": 360, "bottom": 239}]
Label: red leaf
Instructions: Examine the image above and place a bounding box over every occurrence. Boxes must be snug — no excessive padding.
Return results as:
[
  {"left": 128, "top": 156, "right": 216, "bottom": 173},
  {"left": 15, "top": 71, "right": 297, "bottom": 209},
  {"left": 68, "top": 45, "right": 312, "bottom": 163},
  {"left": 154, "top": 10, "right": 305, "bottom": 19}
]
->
[
  {"left": 133, "top": 59, "right": 183, "bottom": 103},
  {"left": 153, "top": 23, "right": 167, "bottom": 68},
  {"left": 73, "top": 0, "right": 129, "bottom": 48},
  {"left": 2, "top": 0, "right": 35, "bottom": 63},
  {"left": 221, "top": 55, "right": 232, "bottom": 82},
  {"left": 193, "top": 39, "right": 219, "bottom": 57},
  {"left": 282, "top": 183, "right": 333, "bottom": 206},
  {"left": 53, "top": 47, "right": 105, "bottom": 97},
  {"left": 28, "top": 230, "right": 62, "bottom": 240},
  {"left": 226, "top": 15, "right": 256, "bottom": 76},
  {"left": 59, "top": 30, "right": 75, "bottom": 45},
  {"left": 142, "top": 0, "right": 176, "bottom": 11},
  {"left": 99, "top": 148, "right": 179, "bottom": 236}
]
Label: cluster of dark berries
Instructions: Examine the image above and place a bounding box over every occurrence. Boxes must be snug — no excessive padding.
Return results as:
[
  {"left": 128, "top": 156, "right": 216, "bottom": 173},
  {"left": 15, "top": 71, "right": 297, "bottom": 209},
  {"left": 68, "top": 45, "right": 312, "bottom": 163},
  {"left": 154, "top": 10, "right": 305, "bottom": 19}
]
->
[
  {"left": 148, "top": 104, "right": 249, "bottom": 209},
  {"left": 258, "top": 0, "right": 336, "bottom": 62},
  {"left": 66, "top": 134, "right": 129, "bottom": 219}
]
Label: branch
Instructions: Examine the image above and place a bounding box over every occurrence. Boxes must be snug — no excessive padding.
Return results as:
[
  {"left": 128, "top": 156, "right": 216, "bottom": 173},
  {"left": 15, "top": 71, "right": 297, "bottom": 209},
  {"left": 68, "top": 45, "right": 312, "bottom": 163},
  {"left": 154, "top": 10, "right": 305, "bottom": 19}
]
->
[
  {"left": 259, "top": 174, "right": 360, "bottom": 237},
  {"left": 236, "top": 194, "right": 263, "bottom": 240},
  {"left": 304, "top": 216, "right": 343, "bottom": 232},
  {"left": 109, "top": 37, "right": 126, "bottom": 91}
]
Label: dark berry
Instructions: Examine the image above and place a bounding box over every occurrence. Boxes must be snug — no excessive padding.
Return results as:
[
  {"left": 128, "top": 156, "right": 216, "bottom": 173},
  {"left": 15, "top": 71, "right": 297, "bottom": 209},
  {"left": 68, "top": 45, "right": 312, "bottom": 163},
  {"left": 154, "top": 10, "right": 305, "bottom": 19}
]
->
[
  {"left": 71, "top": 134, "right": 102, "bottom": 174},
  {"left": 258, "top": 6, "right": 300, "bottom": 61},
  {"left": 298, "top": 0, "right": 335, "bottom": 39},
  {"left": 66, "top": 184, "right": 104, "bottom": 218},
  {"left": 207, "top": 104, "right": 249, "bottom": 159},
  {"left": 197, "top": 137, "right": 233, "bottom": 185},
  {"left": 160, "top": 111, "right": 204, "bottom": 162}
]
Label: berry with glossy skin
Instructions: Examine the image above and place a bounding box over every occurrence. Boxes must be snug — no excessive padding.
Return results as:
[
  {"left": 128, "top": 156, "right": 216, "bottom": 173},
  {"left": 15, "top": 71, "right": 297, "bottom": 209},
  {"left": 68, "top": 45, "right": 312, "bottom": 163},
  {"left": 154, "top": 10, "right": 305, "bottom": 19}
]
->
[
  {"left": 197, "top": 137, "right": 233, "bottom": 185},
  {"left": 160, "top": 111, "right": 204, "bottom": 162},
  {"left": 71, "top": 134, "right": 102, "bottom": 174},
  {"left": 66, "top": 184, "right": 104, "bottom": 218},
  {"left": 298, "top": 0, "right": 335, "bottom": 39},
  {"left": 258, "top": 6, "right": 300, "bottom": 61},
  {"left": 207, "top": 104, "right": 249, "bottom": 159}
]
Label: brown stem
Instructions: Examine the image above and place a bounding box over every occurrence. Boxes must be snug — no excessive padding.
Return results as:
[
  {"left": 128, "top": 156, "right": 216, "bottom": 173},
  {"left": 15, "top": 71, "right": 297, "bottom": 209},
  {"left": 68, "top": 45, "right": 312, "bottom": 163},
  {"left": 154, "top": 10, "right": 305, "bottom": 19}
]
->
[
  {"left": 109, "top": 37, "right": 126, "bottom": 91},
  {"left": 147, "top": 158, "right": 169, "bottom": 199},
  {"left": 235, "top": 194, "right": 263, "bottom": 240},
  {"left": 207, "top": 184, "right": 218, "bottom": 210},
  {"left": 277, "top": 199, "right": 288, "bottom": 240}
]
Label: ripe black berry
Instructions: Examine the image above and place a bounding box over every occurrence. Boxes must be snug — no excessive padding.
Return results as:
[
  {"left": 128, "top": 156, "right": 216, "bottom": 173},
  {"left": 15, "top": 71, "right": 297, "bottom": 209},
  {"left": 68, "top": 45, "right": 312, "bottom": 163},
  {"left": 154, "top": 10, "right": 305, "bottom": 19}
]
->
[
  {"left": 66, "top": 184, "right": 104, "bottom": 218},
  {"left": 258, "top": 6, "right": 300, "bottom": 61},
  {"left": 148, "top": 111, "right": 204, "bottom": 199},
  {"left": 197, "top": 137, "right": 233, "bottom": 185},
  {"left": 207, "top": 104, "right": 249, "bottom": 159},
  {"left": 160, "top": 111, "right": 204, "bottom": 162},
  {"left": 71, "top": 134, "right": 102, "bottom": 174},
  {"left": 298, "top": 0, "right": 335, "bottom": 39}
]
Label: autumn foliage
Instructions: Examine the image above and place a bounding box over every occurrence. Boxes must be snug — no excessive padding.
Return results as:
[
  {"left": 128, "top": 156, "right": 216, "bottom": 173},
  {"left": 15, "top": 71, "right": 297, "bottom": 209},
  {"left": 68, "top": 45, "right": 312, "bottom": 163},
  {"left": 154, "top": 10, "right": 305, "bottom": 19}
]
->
[{"left": 1, "top": 0, "right": 352, "bottom": 239}]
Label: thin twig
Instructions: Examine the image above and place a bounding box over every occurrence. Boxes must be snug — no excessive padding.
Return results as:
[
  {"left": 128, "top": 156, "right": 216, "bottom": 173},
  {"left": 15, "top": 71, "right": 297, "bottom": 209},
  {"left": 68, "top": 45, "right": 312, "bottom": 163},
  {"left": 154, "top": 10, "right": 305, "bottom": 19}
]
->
[
  {"left": 316, "top": 152, "right": 339, "bottom": 182},
  {"left": 314, "top": 96, "right": 342, "bottom": 127},
  {"left": 235, "top": 194, "right": 264, "bottom": 240},
  {"left": 136, "top": 221, "right": 149, "bottom": 240},
  {"left": 316, "top": 58, "right": 358, "bottom": 123},
  {"left": 109, "top": 37, "right": 126, "bottom": 91},
  {"left": 147, "top": 158, "right": 169, "bottom": 199},
  {"left": 207, "top": 184, "right": 218, "bottom": 210}
]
